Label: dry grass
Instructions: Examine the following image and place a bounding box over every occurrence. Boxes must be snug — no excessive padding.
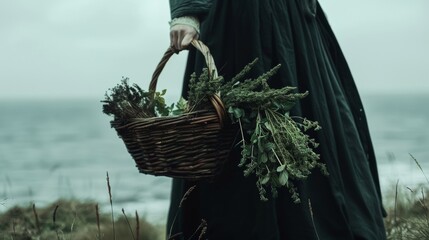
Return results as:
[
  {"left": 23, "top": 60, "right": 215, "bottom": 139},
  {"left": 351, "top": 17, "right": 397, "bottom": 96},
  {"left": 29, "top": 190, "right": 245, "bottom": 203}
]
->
[
  {"left": 1, "top": 186, "right": 428, "bottom": 240},
  {"left": 384, "top": 183, "right": 429, "bottom": 240},
  {"left": 0, "top": 199, "right": 161, "bottom": 240}
]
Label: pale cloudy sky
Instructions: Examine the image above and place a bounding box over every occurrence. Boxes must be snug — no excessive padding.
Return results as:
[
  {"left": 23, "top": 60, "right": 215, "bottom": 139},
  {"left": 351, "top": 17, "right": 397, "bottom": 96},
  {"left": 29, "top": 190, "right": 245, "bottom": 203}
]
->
[{"left": 0, "top": 0, "right": 428, "bottom": 99}]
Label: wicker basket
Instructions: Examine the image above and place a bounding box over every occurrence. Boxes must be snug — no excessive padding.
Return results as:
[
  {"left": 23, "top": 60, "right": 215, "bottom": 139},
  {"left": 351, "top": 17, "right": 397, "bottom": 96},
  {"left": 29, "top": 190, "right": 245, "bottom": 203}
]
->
[{"left": 112, "top": 40, "right": 237, "bottom": 180}]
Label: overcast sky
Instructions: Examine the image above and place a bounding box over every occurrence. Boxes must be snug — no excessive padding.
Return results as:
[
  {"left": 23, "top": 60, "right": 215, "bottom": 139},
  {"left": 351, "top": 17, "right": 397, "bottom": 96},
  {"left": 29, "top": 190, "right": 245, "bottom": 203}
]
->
[{"left": 0, "top": 0, "right": 428, "bottom": 100}]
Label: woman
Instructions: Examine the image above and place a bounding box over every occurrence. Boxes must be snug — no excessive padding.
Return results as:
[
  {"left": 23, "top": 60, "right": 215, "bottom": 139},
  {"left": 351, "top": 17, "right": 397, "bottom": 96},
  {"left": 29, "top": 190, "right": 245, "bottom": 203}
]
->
[{"left": 167, "top": 0, "right": 387, "bottom": 239}]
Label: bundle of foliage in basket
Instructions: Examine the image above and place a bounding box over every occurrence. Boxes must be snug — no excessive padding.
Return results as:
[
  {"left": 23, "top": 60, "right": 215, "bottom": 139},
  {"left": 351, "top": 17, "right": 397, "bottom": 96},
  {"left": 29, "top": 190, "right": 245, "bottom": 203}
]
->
[
  {"left": 102, "top": 77, "right": 188, "bottom": 123},
  {"left": 102, "top": 40, "right": 327, "bottom": 202}
]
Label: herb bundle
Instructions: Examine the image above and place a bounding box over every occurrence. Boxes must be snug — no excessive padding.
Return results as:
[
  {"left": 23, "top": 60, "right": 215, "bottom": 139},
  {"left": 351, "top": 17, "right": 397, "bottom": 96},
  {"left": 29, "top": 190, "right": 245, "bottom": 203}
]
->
[
  {"left": 186, "top": 59, "right": 328, "bottom": 202},
  {"left": 102, "top": 77, "right": 187, "bottom": 124}
]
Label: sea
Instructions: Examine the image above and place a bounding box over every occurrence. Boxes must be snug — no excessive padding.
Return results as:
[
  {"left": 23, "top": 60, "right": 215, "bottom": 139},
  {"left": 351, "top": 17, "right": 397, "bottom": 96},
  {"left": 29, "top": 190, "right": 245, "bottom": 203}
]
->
[{"left": 0, "top": 93, "right": 428, "bottom": 224}]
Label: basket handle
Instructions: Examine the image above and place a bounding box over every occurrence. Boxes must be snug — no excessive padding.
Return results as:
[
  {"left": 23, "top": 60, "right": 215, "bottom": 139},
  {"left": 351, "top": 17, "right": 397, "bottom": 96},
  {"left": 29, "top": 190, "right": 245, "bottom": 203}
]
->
[
  {"left": 149, "top": 39, "right": 218, "bottom": 92},
  {"left": 149, "top": 40, "right": 227, "bottom": 127}
]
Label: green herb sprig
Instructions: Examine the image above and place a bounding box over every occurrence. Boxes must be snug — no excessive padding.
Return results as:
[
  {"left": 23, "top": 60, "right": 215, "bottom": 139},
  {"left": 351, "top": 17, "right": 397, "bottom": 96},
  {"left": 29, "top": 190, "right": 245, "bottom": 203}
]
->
[
  {"left": 187, "top": 70, "right": 224, "bottom": 112},
  {"left": 101, "top": 77, "right": 187, "bottom": 124}
]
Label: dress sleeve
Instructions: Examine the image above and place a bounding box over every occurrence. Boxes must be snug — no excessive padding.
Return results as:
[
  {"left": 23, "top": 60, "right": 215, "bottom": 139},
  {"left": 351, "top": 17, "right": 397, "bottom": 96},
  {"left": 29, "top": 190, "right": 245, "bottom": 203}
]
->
[{"left": 169, "top": 0, "right": 213, "bottom": 20}]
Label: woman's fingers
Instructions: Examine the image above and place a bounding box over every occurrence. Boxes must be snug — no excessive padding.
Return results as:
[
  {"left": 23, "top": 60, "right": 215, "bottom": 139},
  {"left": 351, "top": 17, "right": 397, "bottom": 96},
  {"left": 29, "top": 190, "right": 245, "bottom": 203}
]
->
[
  {"left": 170, "top": 25, "right": 198, "bottom": 51},
  {"left": 177, "top": 28, "right": 183, "bottom": 50},
  {"left": 181, "top": 32, "right": 197, "bottom": 49},
  {"left": 170, "top": 30, "right": 178, "bottom": 50}
]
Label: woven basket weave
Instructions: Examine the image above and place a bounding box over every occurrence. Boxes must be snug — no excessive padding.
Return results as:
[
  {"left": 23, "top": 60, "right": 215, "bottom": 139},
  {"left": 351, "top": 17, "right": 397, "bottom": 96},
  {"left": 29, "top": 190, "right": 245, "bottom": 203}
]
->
[{"left": 112, "top": 40, "right": 237, "bottom": 180}]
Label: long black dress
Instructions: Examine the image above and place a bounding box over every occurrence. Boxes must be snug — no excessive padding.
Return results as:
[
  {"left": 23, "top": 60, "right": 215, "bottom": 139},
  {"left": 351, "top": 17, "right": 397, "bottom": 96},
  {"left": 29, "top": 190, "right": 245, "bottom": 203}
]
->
[{"left": 167, "top": 1, "right": 387, "bottom": 239}]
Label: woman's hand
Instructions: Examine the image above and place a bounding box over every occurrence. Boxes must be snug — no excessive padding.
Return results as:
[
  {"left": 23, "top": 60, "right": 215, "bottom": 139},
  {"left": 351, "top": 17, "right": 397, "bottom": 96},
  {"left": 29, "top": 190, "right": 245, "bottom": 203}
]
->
[{"left": 170, "top": 24, "right": 199, "bottom": 51}]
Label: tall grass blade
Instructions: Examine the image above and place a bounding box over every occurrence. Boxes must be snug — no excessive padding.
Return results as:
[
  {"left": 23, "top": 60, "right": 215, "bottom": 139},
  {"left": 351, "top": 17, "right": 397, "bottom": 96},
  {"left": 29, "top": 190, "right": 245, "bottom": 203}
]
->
[
  {"left": 409, "top": 153, "right": 429, "bottom": 184},
  {"left": 394, "top": 179, "right": 399, "bottom": 227},
  {"left": 32, "top": 203, "right": 41, "bottom": 234},
  {"left": 421, "top": 189, "right": 428, "bottom": 224},
  {"left": 96, "top": 204, "right": 101, "bottom": 239},
  {"left": 308, "top": 199, "right": 320, "bottom": 240},
  {"left": 169, "top": 185, "right": 196, "bottom": 239},
  {"left": 122, "top": 208, "right": 136, "bottom": 240},
  {"left": 69, "top": 210, "right": 77, "bottom": 240},
  {"left": 53, "top": 205, "right": 60, "bottom": 240},
  {"left": 187, "top": 219, "right": 206, "bottom": 240},
  {"left": 106, "top": 171, "right": 116, "bottom": 240},
  {"left": 135, "top": 211, "right": 140, "bottom": 240},
  {"left": 198, "top": 226, "right": 207, "bottom": 240}
]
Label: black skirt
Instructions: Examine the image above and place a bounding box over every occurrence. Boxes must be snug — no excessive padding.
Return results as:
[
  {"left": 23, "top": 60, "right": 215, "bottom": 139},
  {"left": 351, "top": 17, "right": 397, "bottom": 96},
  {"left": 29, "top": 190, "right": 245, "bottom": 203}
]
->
[{"left": 167, "top": 1, "right": 387, "bottom": 239}]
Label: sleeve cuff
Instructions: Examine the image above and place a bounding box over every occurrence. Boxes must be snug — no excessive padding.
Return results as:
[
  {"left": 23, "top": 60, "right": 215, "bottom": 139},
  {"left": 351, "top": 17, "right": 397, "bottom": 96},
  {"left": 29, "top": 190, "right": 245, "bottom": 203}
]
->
[{"left": 169, "top": 16, "right": 201, "bottom": 34}]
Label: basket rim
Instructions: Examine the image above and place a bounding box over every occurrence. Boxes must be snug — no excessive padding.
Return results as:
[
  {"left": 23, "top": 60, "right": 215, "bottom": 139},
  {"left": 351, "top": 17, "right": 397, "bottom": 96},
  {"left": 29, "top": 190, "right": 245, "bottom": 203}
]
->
[{"left": 112, "top": 108, "right": 223, "bottom": 129}]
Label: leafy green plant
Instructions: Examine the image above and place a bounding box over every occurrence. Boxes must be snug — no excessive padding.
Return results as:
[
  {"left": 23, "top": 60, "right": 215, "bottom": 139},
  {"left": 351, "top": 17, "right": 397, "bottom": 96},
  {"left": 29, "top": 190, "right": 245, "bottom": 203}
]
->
[
  {"left": 101, "top": 77, "right": 187, "bottom": 123},
  {"left": 185, "top": 59, "right": 328, "bottom": 202}
]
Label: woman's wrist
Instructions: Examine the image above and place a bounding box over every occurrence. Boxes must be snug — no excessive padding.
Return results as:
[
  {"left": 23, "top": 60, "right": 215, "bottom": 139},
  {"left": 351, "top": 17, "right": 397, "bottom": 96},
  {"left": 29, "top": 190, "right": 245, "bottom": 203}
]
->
[{"left": 169, "top": 16, "right": 200, "bottom": 34}]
